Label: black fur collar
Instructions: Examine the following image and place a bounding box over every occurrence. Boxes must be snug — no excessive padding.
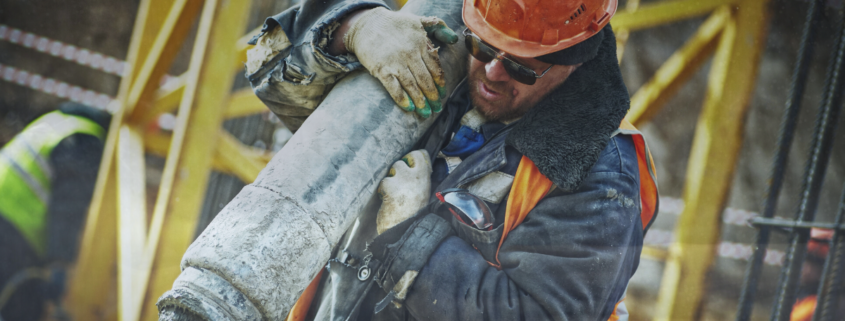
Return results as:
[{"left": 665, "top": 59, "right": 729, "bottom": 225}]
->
[{"left": 505, "top": 25, "right": 630, "bottom": 192}]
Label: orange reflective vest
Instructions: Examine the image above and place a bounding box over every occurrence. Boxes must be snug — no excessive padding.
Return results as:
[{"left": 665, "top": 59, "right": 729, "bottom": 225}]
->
[{"left": 287, "top": 120, "right": 658, "bottom": 321}]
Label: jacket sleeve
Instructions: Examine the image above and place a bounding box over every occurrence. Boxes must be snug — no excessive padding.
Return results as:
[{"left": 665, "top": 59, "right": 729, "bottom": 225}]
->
[
  {"left": 246, "top": 0, "right": 388, "bottom": 131},
  {"left": 45, "top": 134, "right": 104, "bottom": 263},
  {"left": 374, "top": 170, "right": 644, "bottom": 321}
]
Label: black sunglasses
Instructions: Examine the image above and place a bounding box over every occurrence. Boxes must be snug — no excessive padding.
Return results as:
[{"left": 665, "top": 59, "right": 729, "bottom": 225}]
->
[{"left": 463, "top": 28, "right": 553, "bottom": 85}]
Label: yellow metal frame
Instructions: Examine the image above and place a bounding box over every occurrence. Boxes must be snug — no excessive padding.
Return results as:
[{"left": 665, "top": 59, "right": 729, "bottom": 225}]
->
[
  {"left": 614, "top": 0, "right": 770, "bottom": 320},
  {"left": 63, "top": 0, "right": 770, "bottom": 320},
  {"left": 64, "top": 0, "right": 267, "bottom": 320}
]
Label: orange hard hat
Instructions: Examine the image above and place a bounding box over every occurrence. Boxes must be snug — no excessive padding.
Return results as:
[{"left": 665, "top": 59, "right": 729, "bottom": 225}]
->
[{"left": 463, "top": 0, "right": 618, "bottom": 58}]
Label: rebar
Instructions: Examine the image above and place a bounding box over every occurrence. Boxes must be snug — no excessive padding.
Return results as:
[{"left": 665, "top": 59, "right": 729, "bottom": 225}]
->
[
  {"left": 735, "top": 0, "right": 824, "bottom": 319},
  {"left": 771, "top": 6, "right": 845, "bottom": 321},
  {"left": 812, "top": 184, "right": 845, "bottom": 321}
]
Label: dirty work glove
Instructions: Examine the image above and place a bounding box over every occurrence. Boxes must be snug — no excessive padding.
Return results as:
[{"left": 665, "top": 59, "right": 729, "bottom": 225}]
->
[
  {"left": 377, "top": 150, "right": 433, "bottom": 234},
  {"left": 344, "top": 7, "right": 458, "bottom": 118}
]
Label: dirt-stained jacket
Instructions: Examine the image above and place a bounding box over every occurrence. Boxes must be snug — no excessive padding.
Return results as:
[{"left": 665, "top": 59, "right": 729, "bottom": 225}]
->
[{"left": 246, "top": 1, "right": 658, "bottom": 320}]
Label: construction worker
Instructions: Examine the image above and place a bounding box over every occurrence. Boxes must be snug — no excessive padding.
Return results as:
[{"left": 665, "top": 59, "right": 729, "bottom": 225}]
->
[
  {"left": 246, "top": 0, "right": 657, "bottom": 319},
  {"left": 0, "top": 102, "right": 110, "bottom": 321},
  {"left": 790, "top": 228, "right": 844, "bottom": 321}
]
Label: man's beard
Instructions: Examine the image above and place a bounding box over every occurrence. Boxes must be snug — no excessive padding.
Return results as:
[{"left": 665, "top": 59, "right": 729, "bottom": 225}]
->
[{"left": 467, "top": 62, "right": 544, "bottom": 122}]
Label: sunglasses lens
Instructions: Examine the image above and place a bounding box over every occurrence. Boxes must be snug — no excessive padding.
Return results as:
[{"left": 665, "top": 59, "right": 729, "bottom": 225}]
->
[
  {"left": 500, "top": 60, "right": 537, "bottom": 85},
  {"left": 464, "top": 30, "right": 541, "bottom": 86},
  {"left": 465, "top": 35, "right": 494, "bottom": 63}
]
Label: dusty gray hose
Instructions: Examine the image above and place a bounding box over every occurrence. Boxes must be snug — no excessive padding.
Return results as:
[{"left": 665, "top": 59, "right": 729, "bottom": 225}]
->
[{"left": 156, "top": 0, "right": 467, "bottom": 319}]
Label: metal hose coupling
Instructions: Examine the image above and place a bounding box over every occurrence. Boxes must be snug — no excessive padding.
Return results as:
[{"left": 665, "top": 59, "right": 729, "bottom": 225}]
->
[{"left": 157, "top": 267, "right": 262, "bottom": 321}]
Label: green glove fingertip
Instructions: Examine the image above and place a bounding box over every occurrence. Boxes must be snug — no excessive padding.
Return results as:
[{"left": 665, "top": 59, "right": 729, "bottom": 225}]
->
[
  {"left": 401, "top": 155, "right": 415, "bottom": 167},
  {"left": 430, "top": 97, "right": 442, "bottom": 113},
  {"left": 436, "top": 84, "right": 447, "bottom": 100},
  {"left": 417, "top": 99, "right": 432, "bottom": 118},
  {"left": 400, "top": 93, "right": 416, "bottom": 112},
  {"left": 434, "top": 26, "right": 459, "bottom": 44}
]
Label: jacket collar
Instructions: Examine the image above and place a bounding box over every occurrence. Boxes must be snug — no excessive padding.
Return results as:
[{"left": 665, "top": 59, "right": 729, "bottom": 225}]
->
[{"left": 505, "top": 25, "right": 630, "bottom": 192}]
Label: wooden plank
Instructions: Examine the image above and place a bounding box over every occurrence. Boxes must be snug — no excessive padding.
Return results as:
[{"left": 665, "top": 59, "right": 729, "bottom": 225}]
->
[
  {"left": 626, "top": 7, "right": 729, "bottom": 126},
  {"left": 116, "top": 125, "right": 148, "bottom": 321},
  {"left": 654, "top": 0, "right": 770, "bottom": 319},
  {"left": 138, "top": 0, "right": 254, "bottom": 319},
  {"left": 224, "top": 87, "right": 268, "bottom": 119},
  {"left": 125, "top": 0, "right": 204, "bottom": 122},
  {"left": 611, "top": 0, "right": 736, "bottom": 32}
]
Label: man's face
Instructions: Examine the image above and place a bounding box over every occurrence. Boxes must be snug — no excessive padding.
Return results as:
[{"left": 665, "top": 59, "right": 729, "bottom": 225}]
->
[{"left": 467, "top": 52, "right": 578, "bottom": 122}]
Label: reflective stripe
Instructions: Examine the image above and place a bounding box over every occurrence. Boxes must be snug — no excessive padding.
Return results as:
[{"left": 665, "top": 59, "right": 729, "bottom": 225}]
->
[
  {"left": 0, "top": 150, "right": 50, "bottom": 204},
  {"left": 20, "top": 139, "right": 53, "bottom": 180},
  {"left": 0, "top": 110, "right": 106, "bottom": 257}
]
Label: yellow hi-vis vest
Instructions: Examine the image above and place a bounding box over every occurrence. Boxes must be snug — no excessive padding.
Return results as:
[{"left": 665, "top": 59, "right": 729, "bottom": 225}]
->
[{"left": 0, "top": 110, "right": 106, "bottom": 257}]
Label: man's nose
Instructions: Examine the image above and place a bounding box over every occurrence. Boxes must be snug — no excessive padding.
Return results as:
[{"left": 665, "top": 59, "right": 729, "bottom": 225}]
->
[{"left": 484, "top": 59, "right": 511, "bottom": 82}]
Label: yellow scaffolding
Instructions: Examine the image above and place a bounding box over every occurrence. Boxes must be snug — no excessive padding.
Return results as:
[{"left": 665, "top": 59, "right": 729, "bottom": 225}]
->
[
  {"left": 64, "top": 0, "right": 265, "bottom": 320},
  {"left": 616, "top": 0, "right": 770, "bottom": 320},
  {"left": 62, "top": 0, "right": 771, "bottom": 320}
]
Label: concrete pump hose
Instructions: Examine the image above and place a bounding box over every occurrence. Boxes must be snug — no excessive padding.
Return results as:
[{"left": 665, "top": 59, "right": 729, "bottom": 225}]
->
[{"left": 156, "top": 0, "right": 467, "bottom": 319}]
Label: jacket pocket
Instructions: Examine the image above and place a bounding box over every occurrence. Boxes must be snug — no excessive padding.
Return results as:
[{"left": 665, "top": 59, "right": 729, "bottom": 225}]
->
[{"left": 451, "top": 219, "right": 504, "bottom": 263}]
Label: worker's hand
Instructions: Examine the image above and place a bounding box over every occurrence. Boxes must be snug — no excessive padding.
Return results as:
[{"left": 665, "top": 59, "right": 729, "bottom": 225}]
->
[
  {"left": 376, "top": 150, "right": 433, "bottom": 234},
  {"left": 344, "top": 7, "right": 458, "bottom": 118}
]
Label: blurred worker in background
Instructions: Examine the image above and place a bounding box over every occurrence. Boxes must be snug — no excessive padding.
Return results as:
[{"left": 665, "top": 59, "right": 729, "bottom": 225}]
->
[
  {"left": 0, "top": 102, "right": 110, "bottom": 321},
  {"left": 247, "top": 0, "right": 657, "bottom": 319},
  {"left": 790, "top": 228, "right": 844, "bottom": 321}
]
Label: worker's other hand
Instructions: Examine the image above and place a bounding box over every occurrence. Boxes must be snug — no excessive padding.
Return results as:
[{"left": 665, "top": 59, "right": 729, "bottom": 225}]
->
[
  {"left": 344, "top": 7, "right": 458, "bottom": 118},
  {"left": 376, "top": 150, "right": 433, "bottom": 234}
]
